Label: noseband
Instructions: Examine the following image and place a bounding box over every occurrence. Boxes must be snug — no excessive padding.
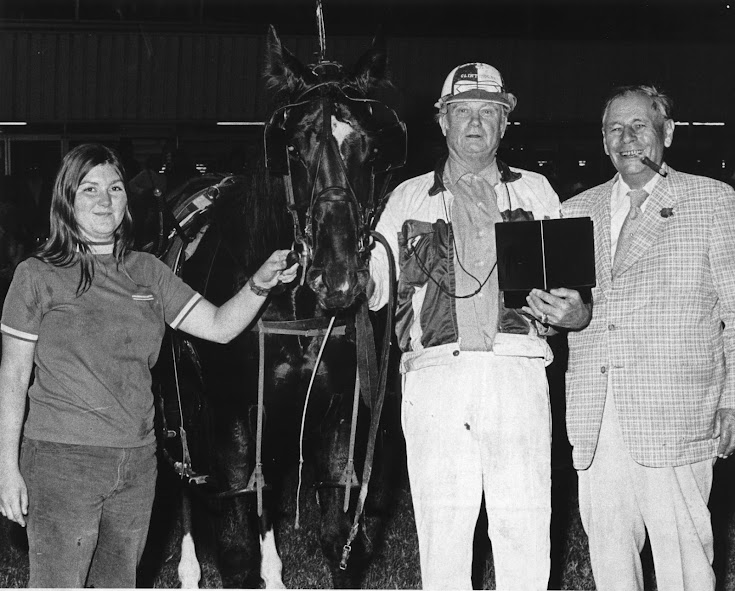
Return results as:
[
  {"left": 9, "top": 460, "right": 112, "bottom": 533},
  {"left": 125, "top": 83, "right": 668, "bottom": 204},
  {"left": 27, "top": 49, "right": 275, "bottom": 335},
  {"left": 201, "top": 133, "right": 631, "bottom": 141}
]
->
[{"left": 264, "top": 69, "right": 406, "bottom": 270}]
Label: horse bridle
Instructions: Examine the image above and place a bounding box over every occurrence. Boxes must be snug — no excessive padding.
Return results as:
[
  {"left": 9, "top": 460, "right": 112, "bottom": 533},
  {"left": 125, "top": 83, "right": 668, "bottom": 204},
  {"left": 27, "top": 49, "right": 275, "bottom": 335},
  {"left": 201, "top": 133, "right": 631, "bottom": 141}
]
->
[{"left": 264, "top": 71, "right": 406, "bottom": 270}]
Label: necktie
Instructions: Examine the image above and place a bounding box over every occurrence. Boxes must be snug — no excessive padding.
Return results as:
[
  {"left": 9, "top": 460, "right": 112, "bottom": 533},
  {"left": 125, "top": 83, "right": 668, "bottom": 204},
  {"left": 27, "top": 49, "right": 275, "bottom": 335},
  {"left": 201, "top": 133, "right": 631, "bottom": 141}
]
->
[
  {"left": 613, "top": 189, "right": 648, "bottom": 276},
  {"left": 452, "top": 173, "right": 503, "bottom": 350},
  {"left": 465, "top": 174, "right": 503, "bottom": 222}
]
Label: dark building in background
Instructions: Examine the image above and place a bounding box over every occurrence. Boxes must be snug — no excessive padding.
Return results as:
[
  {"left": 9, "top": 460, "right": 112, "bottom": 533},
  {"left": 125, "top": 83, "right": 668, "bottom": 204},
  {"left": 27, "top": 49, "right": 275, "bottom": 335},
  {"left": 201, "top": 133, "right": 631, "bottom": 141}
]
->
[
  {"left": 0, "top": 0, "right": 733, "bottom": 202},
  {"left": 0, "top": 6, "right": 733, "bottom": 584}
]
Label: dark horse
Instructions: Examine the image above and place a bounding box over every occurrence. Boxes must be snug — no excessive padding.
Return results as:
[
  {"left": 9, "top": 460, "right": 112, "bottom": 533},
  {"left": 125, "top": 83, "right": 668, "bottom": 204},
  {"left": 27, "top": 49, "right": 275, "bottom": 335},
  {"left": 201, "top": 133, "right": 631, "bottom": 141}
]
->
[{"left": 152, "top": 26, "right": 405, "bottom": 588}]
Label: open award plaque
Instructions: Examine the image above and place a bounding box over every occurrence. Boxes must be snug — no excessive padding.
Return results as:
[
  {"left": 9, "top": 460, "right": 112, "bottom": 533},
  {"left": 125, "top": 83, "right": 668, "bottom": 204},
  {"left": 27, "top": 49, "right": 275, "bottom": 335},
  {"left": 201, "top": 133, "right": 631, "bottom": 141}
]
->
[{"left": 495, "top": 217, "right": 596, "bottom": 308}]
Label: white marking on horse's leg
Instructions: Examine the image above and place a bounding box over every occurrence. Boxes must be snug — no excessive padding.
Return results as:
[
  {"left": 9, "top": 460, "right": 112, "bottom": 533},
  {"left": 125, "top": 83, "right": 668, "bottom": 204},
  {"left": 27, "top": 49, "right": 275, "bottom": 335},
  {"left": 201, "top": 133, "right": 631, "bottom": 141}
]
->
[
  {"left": 260, "top": 529, "right": 285, "bottom": 589},
  {"left": 178, "top": 532, "right": 202, "bottom": 589}
]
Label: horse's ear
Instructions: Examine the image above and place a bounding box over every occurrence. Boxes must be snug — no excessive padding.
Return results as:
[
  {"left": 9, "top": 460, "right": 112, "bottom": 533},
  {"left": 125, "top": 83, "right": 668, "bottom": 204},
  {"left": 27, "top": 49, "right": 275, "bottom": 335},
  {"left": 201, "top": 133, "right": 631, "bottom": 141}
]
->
[
  {"left": 351, "top": 29, "right": 388, "bottom": 92},
  {"left": 264, "top": 25, "right": 312, "bottom": 94}
]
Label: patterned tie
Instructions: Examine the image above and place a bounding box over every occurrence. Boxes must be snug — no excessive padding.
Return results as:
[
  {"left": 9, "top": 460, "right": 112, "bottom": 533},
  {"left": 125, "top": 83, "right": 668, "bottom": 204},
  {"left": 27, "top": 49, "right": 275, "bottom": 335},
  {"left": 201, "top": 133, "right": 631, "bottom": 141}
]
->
[
  {"left": 613, "top": 189, "right": 649, "bottom": 276},
  {"left": 452, "top": 173, "right": 503, "bottom": 350}
]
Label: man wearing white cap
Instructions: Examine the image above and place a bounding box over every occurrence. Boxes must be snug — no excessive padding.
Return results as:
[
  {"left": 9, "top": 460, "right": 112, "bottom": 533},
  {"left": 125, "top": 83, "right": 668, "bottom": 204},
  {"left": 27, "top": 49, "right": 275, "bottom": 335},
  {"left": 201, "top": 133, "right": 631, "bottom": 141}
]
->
[{"left": 369, "top": 62, "right": 561, "bottom": 589}]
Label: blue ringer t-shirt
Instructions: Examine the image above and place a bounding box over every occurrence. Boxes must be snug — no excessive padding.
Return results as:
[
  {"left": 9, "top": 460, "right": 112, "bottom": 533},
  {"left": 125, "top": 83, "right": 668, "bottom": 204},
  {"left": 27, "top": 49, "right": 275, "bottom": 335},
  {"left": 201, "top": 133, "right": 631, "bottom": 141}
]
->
[{"left": 1, "top": 251, "right": 202, "bottom": 447}]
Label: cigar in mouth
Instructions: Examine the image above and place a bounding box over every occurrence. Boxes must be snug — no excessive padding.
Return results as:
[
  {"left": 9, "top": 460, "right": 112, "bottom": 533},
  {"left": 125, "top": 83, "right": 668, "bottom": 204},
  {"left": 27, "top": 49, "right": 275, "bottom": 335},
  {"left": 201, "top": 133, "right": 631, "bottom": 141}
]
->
[{"left": 640, "top": 155, "right": 667, "bottom": 177}]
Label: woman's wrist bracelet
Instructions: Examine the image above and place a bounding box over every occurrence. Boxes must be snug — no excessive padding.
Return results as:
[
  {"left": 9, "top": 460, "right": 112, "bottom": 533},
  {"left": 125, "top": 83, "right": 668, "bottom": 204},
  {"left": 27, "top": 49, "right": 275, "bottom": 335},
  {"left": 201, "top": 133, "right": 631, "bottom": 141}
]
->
[{"left": 247, "top": 276, "right": 271, "bottom": 297}]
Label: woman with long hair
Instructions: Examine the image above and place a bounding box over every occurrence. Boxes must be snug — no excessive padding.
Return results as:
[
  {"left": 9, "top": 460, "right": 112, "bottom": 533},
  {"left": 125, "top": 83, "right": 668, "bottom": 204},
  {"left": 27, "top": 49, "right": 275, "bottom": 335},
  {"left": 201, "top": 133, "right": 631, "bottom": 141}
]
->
[{"left": 0, "top": 143, "right": 296, "bottom": 587}]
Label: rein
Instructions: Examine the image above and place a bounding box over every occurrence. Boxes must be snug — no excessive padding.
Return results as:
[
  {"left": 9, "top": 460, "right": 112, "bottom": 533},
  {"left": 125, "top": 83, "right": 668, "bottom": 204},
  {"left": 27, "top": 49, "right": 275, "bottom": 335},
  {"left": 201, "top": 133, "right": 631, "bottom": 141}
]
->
[{"left": 340, "top": 230, "right": 395, "bottom": 570}]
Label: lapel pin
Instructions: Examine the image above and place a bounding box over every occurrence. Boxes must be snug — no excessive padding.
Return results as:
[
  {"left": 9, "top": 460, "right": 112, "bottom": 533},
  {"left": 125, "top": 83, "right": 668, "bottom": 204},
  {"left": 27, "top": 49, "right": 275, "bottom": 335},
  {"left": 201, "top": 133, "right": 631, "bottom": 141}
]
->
[{"left": 660, "top": 207, "right": 674, "bottom": 218}]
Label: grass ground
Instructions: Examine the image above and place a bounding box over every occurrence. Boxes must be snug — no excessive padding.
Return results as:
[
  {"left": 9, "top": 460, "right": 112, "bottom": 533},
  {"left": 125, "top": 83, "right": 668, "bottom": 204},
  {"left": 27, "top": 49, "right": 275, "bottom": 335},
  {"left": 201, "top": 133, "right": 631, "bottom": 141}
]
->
[
  {"left": 3, "top": 335, "right": 735, "bottom": 588},
  {"left": 3, "top": 458, "right": 735, "bottom": 590}
]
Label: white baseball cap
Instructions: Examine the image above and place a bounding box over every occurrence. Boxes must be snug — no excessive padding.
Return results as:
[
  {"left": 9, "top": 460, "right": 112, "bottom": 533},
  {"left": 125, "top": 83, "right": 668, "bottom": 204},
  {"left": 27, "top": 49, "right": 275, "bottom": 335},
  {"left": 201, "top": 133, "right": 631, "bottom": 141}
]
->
[{"left": 435, "top": 62, "right": 517, "bottom": 112}]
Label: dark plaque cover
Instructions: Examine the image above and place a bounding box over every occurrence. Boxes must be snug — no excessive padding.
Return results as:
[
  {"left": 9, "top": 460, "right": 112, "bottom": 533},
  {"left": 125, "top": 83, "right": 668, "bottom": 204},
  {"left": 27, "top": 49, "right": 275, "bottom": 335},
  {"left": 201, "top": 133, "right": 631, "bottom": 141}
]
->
[{"left": 495, "top": 217, "right": 596, "bottom": 308}]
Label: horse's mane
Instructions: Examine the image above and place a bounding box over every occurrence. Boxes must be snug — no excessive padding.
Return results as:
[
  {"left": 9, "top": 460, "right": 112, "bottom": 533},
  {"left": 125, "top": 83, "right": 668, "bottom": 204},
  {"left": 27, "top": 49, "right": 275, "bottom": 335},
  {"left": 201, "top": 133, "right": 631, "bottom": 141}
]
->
[
  {"left": 224, "top": 156, "right": 291, "bottom": 266},
  {"left": 169, "top": 158, "right": 290, "bottom": 272}
]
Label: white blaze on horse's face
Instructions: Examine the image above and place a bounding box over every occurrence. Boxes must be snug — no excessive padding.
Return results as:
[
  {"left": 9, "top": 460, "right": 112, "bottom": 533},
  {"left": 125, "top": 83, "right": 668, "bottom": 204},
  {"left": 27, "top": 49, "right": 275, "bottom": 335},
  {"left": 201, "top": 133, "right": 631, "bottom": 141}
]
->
[{"left": 331, "top": 115, "right": 354, "bottom": 157}]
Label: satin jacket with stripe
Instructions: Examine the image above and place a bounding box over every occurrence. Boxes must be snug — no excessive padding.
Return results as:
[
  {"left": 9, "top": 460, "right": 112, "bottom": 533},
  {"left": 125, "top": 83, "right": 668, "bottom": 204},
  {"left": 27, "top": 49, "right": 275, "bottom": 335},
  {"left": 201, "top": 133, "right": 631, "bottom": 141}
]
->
[{"left": 370, "top": 157, "right": 561, "bottom": 373}]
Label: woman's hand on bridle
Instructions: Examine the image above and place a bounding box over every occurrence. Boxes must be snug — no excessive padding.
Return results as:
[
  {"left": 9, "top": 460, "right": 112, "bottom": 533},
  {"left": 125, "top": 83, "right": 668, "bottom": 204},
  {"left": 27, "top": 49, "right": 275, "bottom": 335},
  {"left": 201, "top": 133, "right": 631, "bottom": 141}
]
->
[{"left": 251, "top": 249, "right": 300, "bottom": 290}]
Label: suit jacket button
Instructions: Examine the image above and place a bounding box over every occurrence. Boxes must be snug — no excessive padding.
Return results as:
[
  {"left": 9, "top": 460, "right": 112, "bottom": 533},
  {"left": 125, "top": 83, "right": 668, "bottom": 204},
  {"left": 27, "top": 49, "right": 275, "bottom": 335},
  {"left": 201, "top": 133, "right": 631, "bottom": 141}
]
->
[
  {"left": 601, "top": 366, "right": 607, "bottom": 374},
  {"left": 453, "top": 350, "right": 460, "bottom": 357}
]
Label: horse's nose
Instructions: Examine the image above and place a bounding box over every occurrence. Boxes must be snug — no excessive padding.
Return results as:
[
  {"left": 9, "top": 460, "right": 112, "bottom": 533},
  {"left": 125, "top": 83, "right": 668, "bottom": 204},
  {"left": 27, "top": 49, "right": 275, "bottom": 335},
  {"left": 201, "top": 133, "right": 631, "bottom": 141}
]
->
[
  {"left": 308, "top": 267, "right": 352, "bottom": 295},
  {"left": 307, "top": 266, "right": 364, "bottom": 309}
]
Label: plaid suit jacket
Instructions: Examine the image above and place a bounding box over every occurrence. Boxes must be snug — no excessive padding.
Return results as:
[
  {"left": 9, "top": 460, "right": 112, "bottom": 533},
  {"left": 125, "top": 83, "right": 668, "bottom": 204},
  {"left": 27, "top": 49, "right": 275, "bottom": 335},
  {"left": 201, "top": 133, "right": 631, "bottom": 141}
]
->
[{"left": 563, "top": 167, "right": 735, "bottom": 469}]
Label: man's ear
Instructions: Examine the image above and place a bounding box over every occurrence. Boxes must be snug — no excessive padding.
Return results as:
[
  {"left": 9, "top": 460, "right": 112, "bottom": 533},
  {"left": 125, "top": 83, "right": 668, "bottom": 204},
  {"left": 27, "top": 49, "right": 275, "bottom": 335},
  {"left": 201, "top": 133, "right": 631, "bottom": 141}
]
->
[
  {"left": 500, "top": 112, "right": 509, "bottom": 139},
  {"left": 438, "top": 112, "right": 448, "bottom": 137},
  {"left": 663, "top": 118, "right": 675, "bottom": 148}
]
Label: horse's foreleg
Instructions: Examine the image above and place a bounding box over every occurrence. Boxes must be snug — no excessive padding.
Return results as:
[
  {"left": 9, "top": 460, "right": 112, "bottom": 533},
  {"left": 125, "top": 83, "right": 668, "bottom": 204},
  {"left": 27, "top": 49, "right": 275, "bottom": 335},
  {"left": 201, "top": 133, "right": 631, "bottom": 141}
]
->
[
  {"left": 177, "top": 490, "right": 202, "bottom": 589},
  {"left": 179, "top": 532, "right": 201, "bottom": 589},
  {"left": 315, "top": 486, "right": 367, "bottom": 589},
  {"left": 259, "top": 512, "right": 285, "bottom": 589},
  {"left": 313, "top": 415, "right": 372, "bottom": 589}
]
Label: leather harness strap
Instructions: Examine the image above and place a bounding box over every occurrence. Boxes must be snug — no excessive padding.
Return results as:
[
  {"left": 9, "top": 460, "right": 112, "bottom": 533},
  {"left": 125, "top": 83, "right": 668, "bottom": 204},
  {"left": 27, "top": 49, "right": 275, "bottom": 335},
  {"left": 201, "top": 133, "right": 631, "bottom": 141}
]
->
[
  {"left": 253, "top": 317, "right": 347, "bottom": 337},
  {"left": 355, "top": 298, "right": 379, "bottom": 409},
  {"left": 340, "top": 230, "right": 396, "bottom": 570}
]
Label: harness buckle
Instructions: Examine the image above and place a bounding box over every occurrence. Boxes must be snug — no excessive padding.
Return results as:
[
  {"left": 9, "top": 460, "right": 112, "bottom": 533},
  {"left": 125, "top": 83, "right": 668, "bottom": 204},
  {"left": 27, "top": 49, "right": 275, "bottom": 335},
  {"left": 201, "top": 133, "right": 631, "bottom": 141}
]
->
[
  {"left": 173, "top": 461, "right": 209, "bottom": 485},
  {"left": 187, "top": 474, "right": 210, "bottom": 486},
  {"left": 245, "top": 462, "right": 268, "bottom": 517},
  {"left": 339, "top": 544, "right": 352, "bottom": 571},
  {"left": 338, "top": 460, "right": 360, "bottom": 488}
]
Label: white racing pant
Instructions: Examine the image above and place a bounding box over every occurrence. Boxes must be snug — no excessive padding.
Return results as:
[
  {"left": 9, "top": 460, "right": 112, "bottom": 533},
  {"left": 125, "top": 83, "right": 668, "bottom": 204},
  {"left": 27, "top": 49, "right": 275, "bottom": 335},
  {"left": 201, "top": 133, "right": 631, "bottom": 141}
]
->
[{"left": 401, "top": 351, "right": 551, "bottom": 590}]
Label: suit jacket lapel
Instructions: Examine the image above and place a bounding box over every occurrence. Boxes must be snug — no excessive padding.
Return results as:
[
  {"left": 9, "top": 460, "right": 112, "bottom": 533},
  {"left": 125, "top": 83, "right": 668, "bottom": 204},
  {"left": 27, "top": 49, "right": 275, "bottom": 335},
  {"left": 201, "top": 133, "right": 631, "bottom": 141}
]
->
[
  {"left": 594, "top": 178, "right": 615, "bottom": 294},
  {"left": 613, "top": 167, "right": 679, "bottom": 278}
]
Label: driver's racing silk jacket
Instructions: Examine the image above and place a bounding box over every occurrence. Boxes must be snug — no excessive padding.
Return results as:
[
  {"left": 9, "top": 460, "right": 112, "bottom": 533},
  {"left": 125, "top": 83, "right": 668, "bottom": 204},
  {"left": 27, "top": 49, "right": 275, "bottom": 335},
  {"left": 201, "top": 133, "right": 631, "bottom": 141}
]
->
[{"left": 369, "top": 157, "right": 562, "bottom": 373}]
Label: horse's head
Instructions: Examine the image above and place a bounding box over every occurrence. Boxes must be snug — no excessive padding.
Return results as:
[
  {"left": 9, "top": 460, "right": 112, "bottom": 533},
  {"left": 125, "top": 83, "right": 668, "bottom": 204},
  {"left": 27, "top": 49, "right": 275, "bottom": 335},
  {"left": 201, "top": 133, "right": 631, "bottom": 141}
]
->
[{"left": 264, "top": 26, "right": 405, "bottom": 310}]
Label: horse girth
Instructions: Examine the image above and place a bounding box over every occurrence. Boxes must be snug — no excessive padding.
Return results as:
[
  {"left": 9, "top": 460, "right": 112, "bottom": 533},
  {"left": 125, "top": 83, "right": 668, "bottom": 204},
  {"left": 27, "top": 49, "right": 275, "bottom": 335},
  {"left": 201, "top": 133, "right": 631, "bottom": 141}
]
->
[{"left": 253, "top": 317, "right": 348, "bottom": 338}]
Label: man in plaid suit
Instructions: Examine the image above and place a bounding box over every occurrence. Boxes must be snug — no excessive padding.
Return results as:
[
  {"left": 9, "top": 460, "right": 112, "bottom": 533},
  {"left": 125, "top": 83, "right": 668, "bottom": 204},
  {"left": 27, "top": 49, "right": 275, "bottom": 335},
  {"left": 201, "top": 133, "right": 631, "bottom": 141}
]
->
[{"left": 525, "top": 85, "right": 735, "bottom": 590}]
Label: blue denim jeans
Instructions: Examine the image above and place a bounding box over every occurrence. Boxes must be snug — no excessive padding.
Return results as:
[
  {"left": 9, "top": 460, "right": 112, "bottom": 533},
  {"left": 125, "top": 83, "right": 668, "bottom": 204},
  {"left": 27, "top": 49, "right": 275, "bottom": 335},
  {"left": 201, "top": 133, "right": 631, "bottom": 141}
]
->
[{"left": 20, "top": 438, "right": 157, "bottom": 588}]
